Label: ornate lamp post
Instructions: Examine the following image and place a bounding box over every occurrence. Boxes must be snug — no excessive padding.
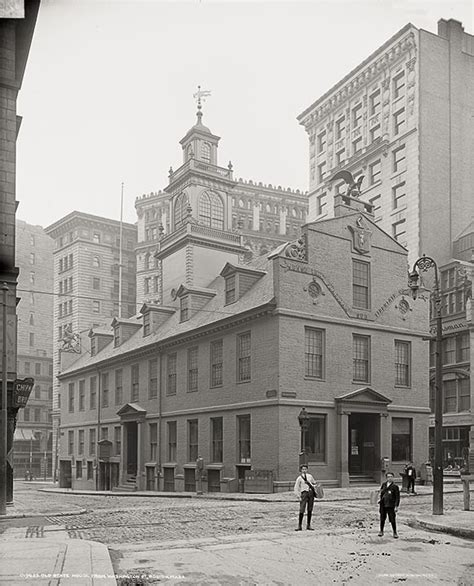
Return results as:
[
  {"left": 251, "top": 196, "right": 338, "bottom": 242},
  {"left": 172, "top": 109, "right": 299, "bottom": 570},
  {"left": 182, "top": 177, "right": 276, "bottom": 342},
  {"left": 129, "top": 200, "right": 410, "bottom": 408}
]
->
[
  {"left": 408, "top": 255, "right": 443, "bottom": 515},
  {"left": 298, "top": 407, "right": 310, "bottom": 467}
]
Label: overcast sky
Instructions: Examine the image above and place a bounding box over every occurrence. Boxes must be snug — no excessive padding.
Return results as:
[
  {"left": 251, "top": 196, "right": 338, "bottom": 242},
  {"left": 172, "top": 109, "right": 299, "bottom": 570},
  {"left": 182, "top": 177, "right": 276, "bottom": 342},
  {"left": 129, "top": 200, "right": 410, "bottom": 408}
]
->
[{"left": 16, "top": 0, "right": 473, "bottom": 229}]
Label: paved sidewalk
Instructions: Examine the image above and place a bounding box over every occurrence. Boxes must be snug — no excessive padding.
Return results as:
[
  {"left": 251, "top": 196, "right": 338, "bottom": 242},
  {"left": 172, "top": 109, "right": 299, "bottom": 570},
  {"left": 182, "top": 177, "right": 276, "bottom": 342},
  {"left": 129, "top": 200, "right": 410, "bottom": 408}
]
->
[{"left": 407, "top": 509, "right": 474, "bottom": 540}]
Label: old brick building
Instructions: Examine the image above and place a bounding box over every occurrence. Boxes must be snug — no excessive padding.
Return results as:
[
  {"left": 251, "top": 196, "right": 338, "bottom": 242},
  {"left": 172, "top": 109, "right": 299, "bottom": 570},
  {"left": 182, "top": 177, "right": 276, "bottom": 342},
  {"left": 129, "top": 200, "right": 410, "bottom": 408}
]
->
[
  {"left": 14, "top": 220, "right": 54, "bottom": 478},
  {"left": 56, "top": 188, "right": 429, "bottom": 491},
  {"left": 298, "top": 18, "right": 474, "bottom": 269}
]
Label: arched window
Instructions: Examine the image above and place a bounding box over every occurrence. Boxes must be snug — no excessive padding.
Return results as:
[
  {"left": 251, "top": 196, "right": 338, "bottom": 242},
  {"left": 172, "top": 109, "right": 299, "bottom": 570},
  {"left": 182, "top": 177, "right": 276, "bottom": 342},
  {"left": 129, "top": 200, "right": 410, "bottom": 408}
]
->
[
  {"left": 186, "top": 144, "right": 194, "bottom": 160},
  {"left": 174, "top": 192, "right": 189, "bottom": 229},
  {"left": 199, "top": 191, "right": 224, "bottom": 230},
  {"left": 201, "top": 142, "right": 211, "bottom": 163},
  {"left": 92, "top": 256, "right": 100, "bottom": 268}
]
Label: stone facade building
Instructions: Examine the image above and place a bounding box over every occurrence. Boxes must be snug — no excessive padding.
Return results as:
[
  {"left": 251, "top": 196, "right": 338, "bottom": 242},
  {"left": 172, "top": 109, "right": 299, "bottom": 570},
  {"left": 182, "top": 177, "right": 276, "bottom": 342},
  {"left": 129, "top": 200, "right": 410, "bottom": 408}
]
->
[
  {"left": 14, "top": 220, "right": 54, "bottom": 478},
  {"left": 56, "top": 186, "right": 429, "bottom": 492},
  {"left": 298, "top": 18, "right": 474, "bottom": 269},
  {"left": 135, "top": 105, "right": 308, "bottom": 306},
  {"left": 44, "top": 212, "right": 137, "bottom": 481}
]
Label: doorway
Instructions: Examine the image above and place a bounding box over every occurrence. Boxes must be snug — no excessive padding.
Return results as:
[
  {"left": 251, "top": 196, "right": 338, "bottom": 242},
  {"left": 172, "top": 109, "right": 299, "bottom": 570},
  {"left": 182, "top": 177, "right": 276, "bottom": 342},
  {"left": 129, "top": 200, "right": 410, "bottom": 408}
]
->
[
  {"left": 348, "top": 413, "right": 378, "bottom": 475},
  {"left": 126, "top": 422, "right": 138, "bottom": 476},
  {"left": 59, "top": 460, "right": 72, "bottom": 488}
]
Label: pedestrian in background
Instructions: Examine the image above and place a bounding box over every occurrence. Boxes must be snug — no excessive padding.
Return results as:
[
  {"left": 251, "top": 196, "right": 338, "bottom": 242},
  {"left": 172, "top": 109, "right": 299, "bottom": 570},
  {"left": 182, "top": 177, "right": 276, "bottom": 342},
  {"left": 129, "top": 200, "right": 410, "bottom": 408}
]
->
[
  {"left": 404, "top": 461, "right": 417, "bottom": 494},
  {"left": 378, "top": 471, "right": 400, "bottom": 538},
  {"left": 293, "top": 464, "right": 317, "bottom": 531}
]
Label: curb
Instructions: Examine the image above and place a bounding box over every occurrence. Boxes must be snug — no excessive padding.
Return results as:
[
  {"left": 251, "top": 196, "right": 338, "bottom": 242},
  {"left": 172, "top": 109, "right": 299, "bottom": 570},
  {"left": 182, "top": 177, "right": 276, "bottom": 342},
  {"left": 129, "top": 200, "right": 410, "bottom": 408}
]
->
[
  {"left": 0, "top": 508, "right": 88, "bottom": 520},
  {"left": 407, "top": 518, "right": 474, "bottom": 541}
]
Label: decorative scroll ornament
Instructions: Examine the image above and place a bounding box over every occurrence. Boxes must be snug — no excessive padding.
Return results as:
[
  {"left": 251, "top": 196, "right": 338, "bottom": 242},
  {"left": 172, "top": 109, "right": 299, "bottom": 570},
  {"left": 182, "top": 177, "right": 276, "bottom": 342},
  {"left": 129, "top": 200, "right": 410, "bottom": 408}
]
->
[
  {"left": 348, "top": 216, "right": 372, "bottom": 255},
  {"left": 284, "top": 236, "right": 307, "bottom": 261},
  {"left": 60, "top": 325, "right": 81, "bottom": 353},
  {"left": 303, "top": 278, "right": 325, "bottom": 305}
]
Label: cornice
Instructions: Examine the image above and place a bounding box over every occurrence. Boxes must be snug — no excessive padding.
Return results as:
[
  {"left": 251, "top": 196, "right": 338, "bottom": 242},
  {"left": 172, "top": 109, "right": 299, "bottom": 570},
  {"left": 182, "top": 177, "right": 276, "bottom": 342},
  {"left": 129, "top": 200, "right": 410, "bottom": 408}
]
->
[{"left": 298, "top": 27, "right": 417, "bottom": 129}]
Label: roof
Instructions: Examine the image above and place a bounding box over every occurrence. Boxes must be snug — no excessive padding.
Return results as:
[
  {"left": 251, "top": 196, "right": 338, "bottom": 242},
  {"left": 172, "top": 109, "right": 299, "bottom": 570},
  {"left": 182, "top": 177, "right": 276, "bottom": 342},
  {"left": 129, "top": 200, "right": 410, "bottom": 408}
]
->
[{"left": 59, "top": 255, "right": 277, "bottom": 377}]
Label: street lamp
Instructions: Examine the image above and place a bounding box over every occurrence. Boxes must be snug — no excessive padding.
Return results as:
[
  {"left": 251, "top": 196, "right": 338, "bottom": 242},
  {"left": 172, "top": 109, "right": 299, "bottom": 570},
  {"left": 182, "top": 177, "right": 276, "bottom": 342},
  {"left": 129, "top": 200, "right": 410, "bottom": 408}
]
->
[
  {"left": 408, "top": 254, "right": 443, "bottom": 515},
  {"left": 298, "top": 407, "right": 310, "bottom": 467}
]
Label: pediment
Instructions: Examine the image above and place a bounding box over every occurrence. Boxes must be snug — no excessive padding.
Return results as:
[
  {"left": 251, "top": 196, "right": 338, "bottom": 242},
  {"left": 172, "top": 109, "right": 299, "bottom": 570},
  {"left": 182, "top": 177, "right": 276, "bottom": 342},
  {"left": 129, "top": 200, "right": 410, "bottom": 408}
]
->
[
  {"left": 335, "top": 387, "right": 392, "bottom": 405},
  {"left": 117, "top": 402, "right": 147, "bottom": 418}
]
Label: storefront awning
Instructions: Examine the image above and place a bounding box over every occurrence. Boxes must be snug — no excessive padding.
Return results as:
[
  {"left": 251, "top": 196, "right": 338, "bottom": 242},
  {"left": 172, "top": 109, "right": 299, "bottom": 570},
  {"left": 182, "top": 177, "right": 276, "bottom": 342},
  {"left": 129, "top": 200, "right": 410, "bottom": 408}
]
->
[{"left": 14, "top": 428, "right": 38, "bottom": 442}]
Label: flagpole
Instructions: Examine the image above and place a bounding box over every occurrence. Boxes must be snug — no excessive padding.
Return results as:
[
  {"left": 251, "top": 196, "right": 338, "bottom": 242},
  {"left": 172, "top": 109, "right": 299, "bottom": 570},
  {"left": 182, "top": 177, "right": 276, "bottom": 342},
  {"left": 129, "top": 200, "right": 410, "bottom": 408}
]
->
[{"left": 118, "top": 182, "right": 124, "bottom": 319}]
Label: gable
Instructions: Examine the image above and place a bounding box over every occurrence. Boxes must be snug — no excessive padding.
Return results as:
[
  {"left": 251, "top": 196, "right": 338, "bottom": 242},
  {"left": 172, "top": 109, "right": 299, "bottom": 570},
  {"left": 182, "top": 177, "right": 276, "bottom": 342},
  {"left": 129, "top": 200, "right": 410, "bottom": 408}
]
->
[{"left": 335, "top": 387, "right": 392, "bottom": 405}]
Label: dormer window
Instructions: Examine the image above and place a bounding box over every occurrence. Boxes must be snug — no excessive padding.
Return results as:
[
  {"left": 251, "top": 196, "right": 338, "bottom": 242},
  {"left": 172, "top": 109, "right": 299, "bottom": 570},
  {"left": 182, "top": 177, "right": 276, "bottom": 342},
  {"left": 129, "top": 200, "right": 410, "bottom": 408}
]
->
[
  {"left": 180, "top": 296, "right": 189, "bottom": 322},
  {"left": 225, "top": 275, "right": 236, "bottom": 305},
  {"left": 143, "top": 312, "right": 151, "bottom": 336},
  {"left": 114, "top": 326, "right": 121, "bottom": 347},
  {"left": 90, "top": 337, "right": 97, "bottom": 356}
]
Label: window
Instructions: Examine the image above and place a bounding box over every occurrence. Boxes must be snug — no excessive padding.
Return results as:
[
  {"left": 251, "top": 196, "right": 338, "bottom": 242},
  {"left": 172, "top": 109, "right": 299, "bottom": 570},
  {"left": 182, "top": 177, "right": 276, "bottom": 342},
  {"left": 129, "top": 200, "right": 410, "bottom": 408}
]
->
[
  {"left": 353, "top": 335, "right": 370, "bottom": 382},
  {"left": 443, "top": 380, "right": 457, "bottom": 413},
  {"left": 90, "top": 336, "right": 97, "bottom": 357},
  {"left": 304, "top": 328, "right": 324, "bottom": 379},
  {"left": 369, "top": 124, "right": 381, "bottom": 142},
  {"left": 335, "top": 116, "right": 345, "bottom": 140},
  {"left": 90, "top": 376, "right": 97, "bottom": 409},
  {"left": 352, "top": 103, "right": 362, "bottom": 127},
  {"left": 29, "top": 313, "right": 34, "bottom": 326},
  {"left": 87, "top": 461, "right": 94, "bottom": 480},
  {"left": 306, "top": 416, "right": 326, "bottom": 463},
  {"left": 317, "top": 130, "right": 326, "bottom": 153},
  {"left": 352, "top": 136, "right": 362, "bottom": 155},
  {"left": 144, "top": 277, "right": 150, "bottom": 294},
  {"left": 317, "top": 161, "right": 326, "bottom": 183},
  {"left": 68, "top": 430, "right": 74, "bottom": 455},
  {"left": 24, "top": 408, "right": 30, "bottom": 422},
  {"left": 92, "top": 277, "right": 100, "bottom": 290},
  {"left": 69, "top": 253, "right": 73, "bottom": 268},
  {"left": 459, "top": 378, "right": 470, "bottom": 411},
  {"left": 442, "top": 267, "right": 456, "bottom": 290},
  {"left": 391, "top": 418, "right": 412, "bottom": 461},
  {"left": 167, "top": 353, "right": 177, "bottom": 395},
  {"left": 238, "top": 415, "right": 251, "bottom": 463},
  {"left": 392, "top": 182, "right": 406, "bottom": 209},
  {"left": 442, "top": 337, "right": 456, "bottom": 365},
  {"left": 225, "top": 275, "right": 236, "bottom": 305},
  {"left": 237, "top": 332, "right": 251, "bottom": 382},
  {"left": 93, "top": 232, "right": 101, "bottom": 244},
  {"left": 29, "top": 333, "right": 34, "bottom": 347},
  {"left": 24, "top": 362, "right": 30, "bottom": 374},
  {"left": 89, "top": 428, "right": 96, "bottom": 456},
  {"left": 153, "top": 276, "right": 159, "bottom": 293},
  {"left": 369, "top": 194, "right": 381, "bottom": 216},
  {"left": 34, "top": 408, "right": 41, "bottom": 422},
  {"left": 393, "top": 145, "right": 406, "bottom": 173},
  {"left": 30, "top": 271, "right": 35, "bottom": 284},
  {"left": 131, "top": 364, "right": 139, "bottom": 401},
  {"left": 393, "top": 108, "right": 406, "bottom": 135},
  {"left": 211, "top": 417, "right": 223, "bottom": 463},
  {"left": 456, "top": 333, "right": 469, "bottom": 363},
  {"left": 30, "top": 252, "right": 35, "bottom": 265},
  {"left": 369, "top": 89, "right": 381, "bottom": 116},
  {"left": 101, "top": 373, "right": 109, "bottom": 408},
  {"left": 180, "top": 296, "right": 189, "bottom": 321},
  {"left": 78, "top": 430, "right": 84, "bottom": 455},
  {"left": 79, "top": 379, "right": 85, "bottom": 411},
  {"left": 167, "top": 421, "right": 177, "bottom": 461},
  {"left": 92, "top": 300, "right": 100, "bottom": 313},
  {"left": 115, "top": 369, "right": 123, "bottom": 405},
  {"left": 34, "top": 385, "right": 40, "bottom": 399},
  {"left": 75, "top": 460, "right": 82, "bottom": 479},
  {"left": 210, "top": 339, "right": 223, "bottom": 387},
  {"left": 201, "top": 141, "right": 211, "bottom": 162},
  {"left": 174, "top": 192, "right": 189, "bottom": 229},
  {"left": 92, "top": 256, "right": 100, "bottom": 268},
  {"left": 393, "top": 71, "right": 405, "bottom": 99},
  {"left": 353, "top": 260, "right": 370, "bottom": 309},
  {"left": 149, "top": 423, "right": 157, "bottom": 460},
  {"left": 369, "top": 160, "right": 381, "bottom": 185},
  {"left": 395, "top": 340, "right": 411, "bottom": 386},
  {"left": 392, "top": 219, "right": 406, "bottom": 242},
  {"left": 143, "top": 313, "right": 151, "bottom": 337},
  {"left": 188, "top": 419, "right": 198, "bottom": 462},
  {"left": 68, "top": 382, "right": 75, "bottom": 412},
  {"left": 101, "top": 427, "right": 108, "bottom": 441},
  {"left": 149, "top": 360, "right": 158, "bottom": 399},
  {"left": 187, "top": 347, "right": 198, "bottom": 392},
  {"left": 199, "top": 191, "right": 224, "bottom": 230},
  {"left": 317, "top": 192, "right": 327, "bottom": 216},
  {"left": 335, "top": 149, "right": 345, "bottom": 165}
]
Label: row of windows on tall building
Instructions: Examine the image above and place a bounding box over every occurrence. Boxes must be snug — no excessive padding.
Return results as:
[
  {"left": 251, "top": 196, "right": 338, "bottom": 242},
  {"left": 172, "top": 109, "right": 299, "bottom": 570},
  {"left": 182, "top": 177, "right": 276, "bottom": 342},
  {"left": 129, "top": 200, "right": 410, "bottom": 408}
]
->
[
  {"left": 19, "top": 360, "right": 53, "bottom": 377},
  {"left": 57, "top": 230, "right": 134, "bottom": 250},
  {"left": 19, "top": 406, "right": 52, "bottom": 423},
  {"left": 430, "top": 333, "right": 470, "bottom": 366}
]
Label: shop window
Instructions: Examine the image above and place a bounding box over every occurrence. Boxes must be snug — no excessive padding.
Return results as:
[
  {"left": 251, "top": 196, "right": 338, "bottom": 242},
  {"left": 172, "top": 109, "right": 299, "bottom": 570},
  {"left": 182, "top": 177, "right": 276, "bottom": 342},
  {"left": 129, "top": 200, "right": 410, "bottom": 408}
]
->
[
  {"left": 305, "top": 415, "right": 326, "bottom": 463},
  {"left": 391, "top": 418, "right": 412, "bottom": 461}
]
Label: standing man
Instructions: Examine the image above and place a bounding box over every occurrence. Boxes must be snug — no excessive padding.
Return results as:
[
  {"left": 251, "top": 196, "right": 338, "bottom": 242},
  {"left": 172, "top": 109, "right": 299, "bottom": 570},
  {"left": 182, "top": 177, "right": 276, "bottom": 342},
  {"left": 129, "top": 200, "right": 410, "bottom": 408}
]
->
[
  {"left": 378, "top": 471, "right": 400, "bottom": 538},
  {"left": 404, "top": 462, "right": 417, "bottom": 494},
  {"left": 293, "top": 464, "right": 317, "bottom": 531}
]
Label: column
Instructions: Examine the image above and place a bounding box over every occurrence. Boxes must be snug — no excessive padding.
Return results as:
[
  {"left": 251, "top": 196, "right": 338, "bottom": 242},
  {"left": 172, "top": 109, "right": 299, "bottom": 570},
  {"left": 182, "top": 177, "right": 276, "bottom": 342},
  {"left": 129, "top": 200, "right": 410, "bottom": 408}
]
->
[
  {"left": 379, "top": 413, "right": 389, "bottom": 484},
  {"left": 137, "top": 420, "right": 143, "bottom": 490},
  {"left": 119, "top": 423, "right": 125, "bottom": 485},
  {"left": 339, "top": 410, "right": 350, "bottom": 487},
  {"left": 252, "top": 202, "right": 260, "bottom": 231}
]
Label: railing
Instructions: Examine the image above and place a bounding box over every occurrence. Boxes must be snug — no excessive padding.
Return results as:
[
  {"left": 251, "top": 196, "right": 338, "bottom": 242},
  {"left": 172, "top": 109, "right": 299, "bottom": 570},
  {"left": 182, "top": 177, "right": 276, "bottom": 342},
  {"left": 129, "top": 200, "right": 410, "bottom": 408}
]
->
[
  {"left": 169, "top": 159, "right": 233, "bottom": 183},
  {"left": 158, "top": 222, "right": 242, "bottom": 252}
]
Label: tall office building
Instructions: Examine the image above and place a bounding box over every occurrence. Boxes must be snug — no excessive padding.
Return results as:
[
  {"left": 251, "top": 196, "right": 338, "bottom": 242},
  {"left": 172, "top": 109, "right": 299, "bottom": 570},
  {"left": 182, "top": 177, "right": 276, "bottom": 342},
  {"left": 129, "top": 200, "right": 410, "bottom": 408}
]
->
[
  {"left": 298, "top": 18, "right": 474, "bottom": 268},
  {"left": 45, "top": 212, "right": 137, "bottom": 480},
  {"left": 14, "top": 220, "right": 54, "bottom": 478}
]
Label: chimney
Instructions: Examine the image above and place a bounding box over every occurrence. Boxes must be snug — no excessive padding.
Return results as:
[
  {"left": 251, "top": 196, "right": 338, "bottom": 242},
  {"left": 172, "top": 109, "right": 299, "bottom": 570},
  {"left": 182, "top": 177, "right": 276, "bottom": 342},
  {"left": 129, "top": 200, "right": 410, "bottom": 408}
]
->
[{"left": 334, "top": 194, "right": 374, "bottom": 218}]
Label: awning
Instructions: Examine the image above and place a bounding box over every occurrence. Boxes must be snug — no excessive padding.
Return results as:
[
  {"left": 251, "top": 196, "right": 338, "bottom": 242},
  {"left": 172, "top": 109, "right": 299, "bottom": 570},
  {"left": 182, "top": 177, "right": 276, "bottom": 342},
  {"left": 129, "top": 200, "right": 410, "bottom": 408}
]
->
[{"left": 13, "top": 428, "right": 38, "bottom": 441}]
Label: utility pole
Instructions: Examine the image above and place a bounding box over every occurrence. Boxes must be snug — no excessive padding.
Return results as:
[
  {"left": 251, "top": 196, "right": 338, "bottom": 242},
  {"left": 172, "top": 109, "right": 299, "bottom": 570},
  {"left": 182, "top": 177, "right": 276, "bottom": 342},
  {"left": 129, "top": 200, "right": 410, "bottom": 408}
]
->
[
  {"left": 1, "top": 283, "right": 9, "bottom": 515},
  {"left": 118, "top": 182, "right": 124, "bottom": 318}
]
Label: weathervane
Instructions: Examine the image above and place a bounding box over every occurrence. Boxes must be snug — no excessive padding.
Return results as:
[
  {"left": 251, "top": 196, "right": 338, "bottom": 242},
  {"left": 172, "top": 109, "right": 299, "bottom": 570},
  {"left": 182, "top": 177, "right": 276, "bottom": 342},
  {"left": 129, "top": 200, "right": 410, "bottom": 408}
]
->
[{"left": 193, "top": 85, "right": 212, "bottom": 122}]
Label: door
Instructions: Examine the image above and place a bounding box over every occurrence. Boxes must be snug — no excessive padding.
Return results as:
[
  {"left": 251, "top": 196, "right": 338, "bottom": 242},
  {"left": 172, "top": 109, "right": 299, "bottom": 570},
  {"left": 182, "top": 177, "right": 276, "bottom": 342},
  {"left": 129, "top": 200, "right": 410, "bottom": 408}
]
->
[
  {"left": 349, "top": 413, "right": 378, "bottom": 475},
  {"left": 126, "top": 422, "right": 138, "bottom": 476},
  {"left": 59, "top": 460, "right": 72, "bottom": 488}
]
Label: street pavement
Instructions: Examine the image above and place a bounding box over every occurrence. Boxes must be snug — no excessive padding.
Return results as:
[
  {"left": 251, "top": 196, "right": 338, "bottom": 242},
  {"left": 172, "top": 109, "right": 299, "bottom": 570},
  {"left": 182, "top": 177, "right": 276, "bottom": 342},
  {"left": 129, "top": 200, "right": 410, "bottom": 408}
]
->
[{"left": 1, "top": 481, "right": 473, "bottom": 585}]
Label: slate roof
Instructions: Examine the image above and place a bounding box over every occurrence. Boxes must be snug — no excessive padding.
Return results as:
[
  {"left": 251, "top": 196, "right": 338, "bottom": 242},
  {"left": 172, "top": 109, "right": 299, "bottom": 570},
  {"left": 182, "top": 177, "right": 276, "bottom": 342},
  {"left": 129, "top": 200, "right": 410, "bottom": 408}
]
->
[{"left": 60, "top": 254, "right": 276, "bottom": 377}]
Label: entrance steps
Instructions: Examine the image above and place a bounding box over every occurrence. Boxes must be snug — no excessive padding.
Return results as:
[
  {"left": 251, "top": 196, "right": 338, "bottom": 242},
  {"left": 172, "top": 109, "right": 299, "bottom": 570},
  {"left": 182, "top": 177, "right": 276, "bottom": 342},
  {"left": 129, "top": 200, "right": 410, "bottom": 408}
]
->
[
  {"left": 113, "top": 475, "right": 137, "bottom": 492},
  {"left": 349, "top": 474, "right": 376, "bottom": 485}
]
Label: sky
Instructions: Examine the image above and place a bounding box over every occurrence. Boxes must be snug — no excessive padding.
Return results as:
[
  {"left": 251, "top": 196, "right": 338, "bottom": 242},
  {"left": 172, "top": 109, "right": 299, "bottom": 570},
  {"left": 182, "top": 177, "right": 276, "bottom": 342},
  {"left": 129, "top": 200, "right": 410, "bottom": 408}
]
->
[{"left": 16, "top": 0, "right": 473, "bottom": 228}]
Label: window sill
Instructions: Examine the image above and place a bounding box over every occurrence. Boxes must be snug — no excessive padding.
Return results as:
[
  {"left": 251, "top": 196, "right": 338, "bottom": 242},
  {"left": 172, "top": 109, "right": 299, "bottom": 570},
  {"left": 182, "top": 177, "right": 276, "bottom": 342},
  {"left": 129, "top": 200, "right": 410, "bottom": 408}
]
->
[
  {"left": 394, "top": 385, "right": 411, "bottom": 389},
  {"left": 236, "top": 379, "right": 251, "bottom": 385},
  {"left": 352, "top": 380, "right": 370, "bottom": 385},
  {"left": 210, "top": 384, "right": 223, "bottom": 389},
  {"left": 304, "top": 376, "right": 325, "bottom": 382},
  {"left": 206, "top": 463, "right": 224, "bottom": 469}
]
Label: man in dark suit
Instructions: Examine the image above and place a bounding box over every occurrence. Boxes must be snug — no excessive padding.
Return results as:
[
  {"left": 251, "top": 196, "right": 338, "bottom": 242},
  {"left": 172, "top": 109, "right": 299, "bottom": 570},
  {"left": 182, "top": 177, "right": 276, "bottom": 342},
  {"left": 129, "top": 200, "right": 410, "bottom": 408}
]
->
[
  {"left": 404, "top": 462, "right": 417, "bottom": 494},
  {"left": 378, "top": 471, "right": 400, "bottom": 538}
]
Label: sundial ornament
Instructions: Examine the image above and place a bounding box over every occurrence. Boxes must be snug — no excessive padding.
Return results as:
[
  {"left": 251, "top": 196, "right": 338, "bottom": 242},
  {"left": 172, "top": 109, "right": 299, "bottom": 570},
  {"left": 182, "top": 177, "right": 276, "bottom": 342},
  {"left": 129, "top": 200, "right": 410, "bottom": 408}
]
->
[{"left": 349, "top": 215, "right": 372, "bottom": 255}]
